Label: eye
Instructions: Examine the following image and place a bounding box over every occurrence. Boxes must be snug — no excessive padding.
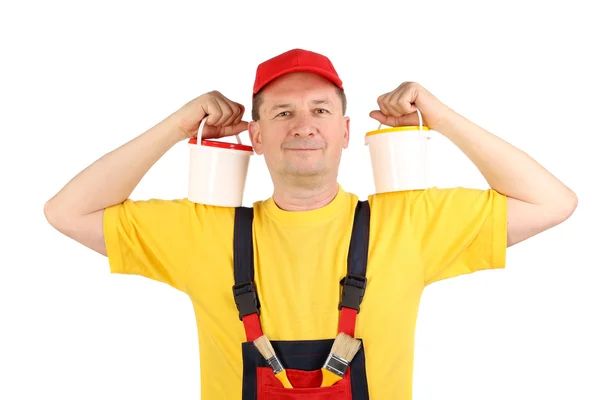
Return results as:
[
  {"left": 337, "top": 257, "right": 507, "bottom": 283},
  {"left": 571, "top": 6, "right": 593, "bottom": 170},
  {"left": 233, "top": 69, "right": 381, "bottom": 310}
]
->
[
  {"left": 277, "top": 111, "right": 290, "bottom": 117},
  {"left": 316, "top": 109, "right": 330, "bottom": 114}
]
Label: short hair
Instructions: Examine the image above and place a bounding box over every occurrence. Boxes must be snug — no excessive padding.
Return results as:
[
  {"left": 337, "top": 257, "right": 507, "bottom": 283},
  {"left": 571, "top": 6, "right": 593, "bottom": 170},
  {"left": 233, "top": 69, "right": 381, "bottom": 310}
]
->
[{"left": 251, "top": 86, "right": 347, "bottom": 122}]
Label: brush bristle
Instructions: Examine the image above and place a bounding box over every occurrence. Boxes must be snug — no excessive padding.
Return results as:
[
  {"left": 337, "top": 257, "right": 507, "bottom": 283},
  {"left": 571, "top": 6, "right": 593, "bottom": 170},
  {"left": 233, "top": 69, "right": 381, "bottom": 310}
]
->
[
  {"left": 331, "top": 332, "right": 362, "bottom": 362},
  {"left": 254, "top": 335, "right": 276, "bottom": 360}
]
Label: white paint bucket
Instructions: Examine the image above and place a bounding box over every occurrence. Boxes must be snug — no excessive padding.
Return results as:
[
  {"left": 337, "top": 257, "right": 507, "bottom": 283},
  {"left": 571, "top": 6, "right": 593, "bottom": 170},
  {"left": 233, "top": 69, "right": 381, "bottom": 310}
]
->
[
  {"left": 187, "top": 117, "right": 254, "bottom": 207},
  {"left": 364, "top": 109, "right": 431, "bottom": 193}
]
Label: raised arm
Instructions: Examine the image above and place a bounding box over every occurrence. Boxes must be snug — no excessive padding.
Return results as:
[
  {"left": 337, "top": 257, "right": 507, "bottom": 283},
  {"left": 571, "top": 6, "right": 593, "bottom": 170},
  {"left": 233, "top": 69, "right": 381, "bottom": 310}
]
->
[
  {"left": 370, "top": 82, "right": 577, "bottom": 247},
  {"left": 44, "top": 90, "right": 248, "bottom": 255}
]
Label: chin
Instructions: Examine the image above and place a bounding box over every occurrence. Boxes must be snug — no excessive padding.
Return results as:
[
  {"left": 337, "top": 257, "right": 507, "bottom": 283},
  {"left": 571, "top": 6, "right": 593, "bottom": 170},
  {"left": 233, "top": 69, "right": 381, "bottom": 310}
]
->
[{"left": 285, "top": 163, "right": 327, "bottom": 177}]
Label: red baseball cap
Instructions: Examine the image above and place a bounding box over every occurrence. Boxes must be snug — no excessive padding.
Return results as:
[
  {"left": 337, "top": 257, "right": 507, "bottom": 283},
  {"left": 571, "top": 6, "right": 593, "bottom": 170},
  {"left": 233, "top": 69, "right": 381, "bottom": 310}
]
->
[{"left": 252, "top": 48, "right": 344, "bottom": 98}]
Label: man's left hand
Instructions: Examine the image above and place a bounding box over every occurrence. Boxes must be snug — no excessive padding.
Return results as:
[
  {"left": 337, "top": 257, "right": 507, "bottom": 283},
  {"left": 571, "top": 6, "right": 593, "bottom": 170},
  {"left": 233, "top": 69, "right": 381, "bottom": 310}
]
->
[{"left": 369, "top": 82, "right": 451, "bottom": 131}]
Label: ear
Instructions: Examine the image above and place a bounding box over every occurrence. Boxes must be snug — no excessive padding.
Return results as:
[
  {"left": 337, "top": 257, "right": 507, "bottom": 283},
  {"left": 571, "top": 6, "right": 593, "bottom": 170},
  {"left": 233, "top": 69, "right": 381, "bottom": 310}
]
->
[
  {"left": 342, "top": 116, "right": 350, "bottom": 149},
  {"left": 248, "top": 121, "right": 264, "bottom": 155}
]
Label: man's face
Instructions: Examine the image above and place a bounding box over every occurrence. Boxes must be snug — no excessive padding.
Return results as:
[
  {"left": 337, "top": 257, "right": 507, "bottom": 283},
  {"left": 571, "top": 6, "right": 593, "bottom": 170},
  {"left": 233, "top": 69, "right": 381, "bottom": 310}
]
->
[{"left": 249, "top": 72, "right": 350, "bottom": 184}]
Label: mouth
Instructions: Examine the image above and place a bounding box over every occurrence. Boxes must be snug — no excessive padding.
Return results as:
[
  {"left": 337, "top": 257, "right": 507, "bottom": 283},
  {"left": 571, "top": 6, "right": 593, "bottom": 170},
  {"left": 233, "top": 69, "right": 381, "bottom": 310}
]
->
[
  {"left": 284, "top": 146, "right": 323, "bottom": 151},
  {"left": 286, "top": 148, "right": 319, "bottom": 151}
]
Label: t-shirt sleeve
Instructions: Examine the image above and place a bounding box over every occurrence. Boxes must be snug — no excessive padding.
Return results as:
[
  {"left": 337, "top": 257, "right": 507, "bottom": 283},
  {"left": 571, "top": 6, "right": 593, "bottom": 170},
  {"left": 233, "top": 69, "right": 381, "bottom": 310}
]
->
[
  {"left": 414, "top": 187, "right": 508, "bottom": 286},
  {"left": 103, "top": 198, "right": 200, "bottom": 293}
]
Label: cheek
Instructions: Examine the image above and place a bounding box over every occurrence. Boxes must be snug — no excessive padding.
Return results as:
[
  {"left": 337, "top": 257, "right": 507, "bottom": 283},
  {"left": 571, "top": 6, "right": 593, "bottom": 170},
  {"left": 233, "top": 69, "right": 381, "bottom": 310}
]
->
[
  {"left": 326, "top": 128, "right": 347, "bottom": 148},
  {"left": 258, "top": 132, "right": 283, "bottom": 156}
]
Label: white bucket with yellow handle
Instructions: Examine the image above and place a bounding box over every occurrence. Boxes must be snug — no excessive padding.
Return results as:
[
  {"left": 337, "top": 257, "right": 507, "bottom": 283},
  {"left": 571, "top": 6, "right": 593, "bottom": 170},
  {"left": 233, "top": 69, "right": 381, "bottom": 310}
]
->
[
  {"left": 364, "top": 109, "right": 431, "bottom": 193},
  {"left": 187, "top": 116, "right": 254, "bottom": 207}
]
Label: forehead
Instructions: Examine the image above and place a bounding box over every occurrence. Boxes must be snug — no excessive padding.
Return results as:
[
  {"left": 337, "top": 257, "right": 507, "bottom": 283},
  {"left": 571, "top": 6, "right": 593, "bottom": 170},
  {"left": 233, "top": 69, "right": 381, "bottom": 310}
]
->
[{"left": 261, "top": 72, "right": 337, "bottom": 102}]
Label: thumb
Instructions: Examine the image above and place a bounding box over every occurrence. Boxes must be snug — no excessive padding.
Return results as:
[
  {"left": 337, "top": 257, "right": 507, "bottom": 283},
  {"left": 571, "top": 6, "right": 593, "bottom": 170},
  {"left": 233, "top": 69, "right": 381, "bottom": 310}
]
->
[
  {"left": 217, "top": 120, "right": 249, "bottom": 138},
  {"left": 369, "top": 110, "right": 420, "bottom": 127},
  {"left": 199, "top": 121, "right": 248, "bottom": 139},
  {"left": 369, "top": 110, "right": 401, "bottom": 126},
  {"left": 369, "top": 110, "right": 387, "bottom": 125}
]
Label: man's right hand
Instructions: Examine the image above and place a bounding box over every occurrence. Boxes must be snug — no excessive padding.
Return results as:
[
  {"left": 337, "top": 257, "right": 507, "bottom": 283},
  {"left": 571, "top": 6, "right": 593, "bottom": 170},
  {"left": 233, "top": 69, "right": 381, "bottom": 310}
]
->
[{"left": 176, "top": 91, "right": 249, "bottom": 141}]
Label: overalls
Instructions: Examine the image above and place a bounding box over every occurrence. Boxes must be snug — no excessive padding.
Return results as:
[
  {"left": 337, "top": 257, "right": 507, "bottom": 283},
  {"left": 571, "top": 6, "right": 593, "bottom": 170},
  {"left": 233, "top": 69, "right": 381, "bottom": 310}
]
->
[{"left": 232, "top": 200, "right": 371, "bottom": 399}]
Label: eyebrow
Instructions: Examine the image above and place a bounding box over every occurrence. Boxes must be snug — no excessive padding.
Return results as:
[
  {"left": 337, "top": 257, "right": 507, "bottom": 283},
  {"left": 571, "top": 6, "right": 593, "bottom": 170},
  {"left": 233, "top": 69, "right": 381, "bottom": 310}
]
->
[{"left": 269, "top": 98, "right": 332, "bottom": 113}]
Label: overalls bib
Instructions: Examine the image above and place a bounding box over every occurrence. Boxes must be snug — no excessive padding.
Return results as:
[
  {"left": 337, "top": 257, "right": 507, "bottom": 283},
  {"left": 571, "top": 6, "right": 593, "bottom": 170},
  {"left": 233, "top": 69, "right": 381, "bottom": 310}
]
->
[{"left": 232, "top": 200, "right": 371, "bottom": 399}]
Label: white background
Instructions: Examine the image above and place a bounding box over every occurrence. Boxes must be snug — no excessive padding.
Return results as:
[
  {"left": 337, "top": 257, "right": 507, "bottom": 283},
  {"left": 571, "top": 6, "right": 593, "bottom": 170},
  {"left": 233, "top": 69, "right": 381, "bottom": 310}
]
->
[{"left": 1, "top": 0, "right": 599, "bottom": 399}]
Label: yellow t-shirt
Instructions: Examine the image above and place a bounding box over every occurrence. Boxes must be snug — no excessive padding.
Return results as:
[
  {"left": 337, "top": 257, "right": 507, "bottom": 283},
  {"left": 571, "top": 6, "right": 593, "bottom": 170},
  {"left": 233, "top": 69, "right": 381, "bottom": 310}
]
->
[{"left": 103, "top": 184, "right": 507, "bottom": 399}]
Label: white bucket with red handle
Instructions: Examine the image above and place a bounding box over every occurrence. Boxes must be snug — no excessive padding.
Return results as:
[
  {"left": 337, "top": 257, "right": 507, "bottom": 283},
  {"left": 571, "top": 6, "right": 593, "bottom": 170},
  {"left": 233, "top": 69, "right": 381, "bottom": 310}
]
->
[
  {"left": 364, "top": 109, "right": 431, "bottom": 193},
  {"left": 187, "top": 117, "right": 254, "bottom": 207}
]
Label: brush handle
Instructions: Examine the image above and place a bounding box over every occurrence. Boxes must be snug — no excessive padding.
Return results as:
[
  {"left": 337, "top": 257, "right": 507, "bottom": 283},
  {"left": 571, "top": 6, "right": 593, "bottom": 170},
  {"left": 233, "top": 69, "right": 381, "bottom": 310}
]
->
[
  {"left": 276, "top": 370, "right": 293, "bottom": 388},
  {"left": 266, "top": 355, "right": 293, "bottom": 388},
  {"left": 320, "top": 368, "right": 343, "bottom": 387}
]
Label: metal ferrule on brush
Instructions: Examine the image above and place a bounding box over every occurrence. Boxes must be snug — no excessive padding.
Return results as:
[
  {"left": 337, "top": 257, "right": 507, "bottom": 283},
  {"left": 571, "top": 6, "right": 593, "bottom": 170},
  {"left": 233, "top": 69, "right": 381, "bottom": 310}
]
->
[
  {"left": 323, "top": 353, "right": 349, "bottom": 377},
  {"left": 266, "top": 355, "right": 284, "bottom": 375}
]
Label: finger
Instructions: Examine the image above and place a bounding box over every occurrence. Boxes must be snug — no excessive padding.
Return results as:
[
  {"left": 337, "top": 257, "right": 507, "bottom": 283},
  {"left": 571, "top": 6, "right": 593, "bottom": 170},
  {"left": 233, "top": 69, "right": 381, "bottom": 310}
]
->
[
  {"left": 200, "top": 124, "right": 222, "bottom": 138},
  {"left": 232, "top": 102, "right": 245, "bottom": 115},
  {"left": 205, "top": 99, "right": 223, "bottom": 126},
  {"left": 388, "top": 89, "right": 409, "bottom": 115},
  {"left": 233, "top": 112, "right": 243, "bottom": 126},
  {"left": 394, "top": 112, "right": 421, "bottom": 126},
  {"left": 234, "top": 103, "right": 246, "bottom": 124},
  {"left": 224, "top": 103, "right": 242, "bottom": 127},
  {"left": 230, "top": 102, "right": 246, "bottom": 125},
  {"left": 369, "top": 110, "right": 389, "bottom": 125},
  {"left": 214, "top": 98, "right": 234, "bottom": 126},
  {"left": 223, "top": 102, "right": 241, "bottom": 127},
  {"left": 399, "top": 84, "right": 419, "bottom": 114},
  {"left": 232, "top": 106, "right": 244, "bottom": 126},
  {"left": 404, "top": 111, "right": 422, "bottom": 126},
  {"left": 397, "top": 96, "right": 417, "bottom": 114},
  {"left": 376, "top": 93, "right": 393, "bottom": 117},
  {"left": 219, "top": 120, "right": 249, "bottom": 137},
  {"left": 369, "top": 110, "right": 418, "bottom": 127},
  {"left": 382, "top": 92, "right": 401, "bottom": 117}
]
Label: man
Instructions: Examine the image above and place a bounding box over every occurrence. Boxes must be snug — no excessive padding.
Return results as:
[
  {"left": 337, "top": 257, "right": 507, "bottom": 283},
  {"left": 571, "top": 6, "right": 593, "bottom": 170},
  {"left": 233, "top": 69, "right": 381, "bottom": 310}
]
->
[{"left": 44, "top": 48, "right": 577, "bottom": 399}]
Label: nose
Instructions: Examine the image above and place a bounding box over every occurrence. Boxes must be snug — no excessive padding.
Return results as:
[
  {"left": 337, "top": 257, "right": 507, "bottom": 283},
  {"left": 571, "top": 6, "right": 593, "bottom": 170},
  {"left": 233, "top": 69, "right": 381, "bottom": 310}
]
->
[{"left": 292, "top": 112, "right": 315, "bottom": 137}]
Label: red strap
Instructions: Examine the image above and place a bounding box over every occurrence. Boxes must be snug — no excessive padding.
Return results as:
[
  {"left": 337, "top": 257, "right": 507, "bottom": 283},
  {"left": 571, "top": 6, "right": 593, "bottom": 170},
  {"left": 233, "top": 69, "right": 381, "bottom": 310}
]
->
[
  {"left": 243, "top": 307, "right": 357, "bottom": 341},
  {"left": 242, "top": 313, "right": 263, "bottom": 342},
  {"left": 338, "top": 307, "right": 357, "bottom": 337},
  {"left": 243, "top": 308, "right": 357, "bottom": 341}
]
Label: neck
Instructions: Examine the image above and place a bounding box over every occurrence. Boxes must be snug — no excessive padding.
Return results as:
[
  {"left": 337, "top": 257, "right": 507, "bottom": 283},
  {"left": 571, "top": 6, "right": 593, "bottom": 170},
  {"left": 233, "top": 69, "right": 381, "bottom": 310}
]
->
[{"left": 272, "top": 178, "right": 339, "bottom": 211}]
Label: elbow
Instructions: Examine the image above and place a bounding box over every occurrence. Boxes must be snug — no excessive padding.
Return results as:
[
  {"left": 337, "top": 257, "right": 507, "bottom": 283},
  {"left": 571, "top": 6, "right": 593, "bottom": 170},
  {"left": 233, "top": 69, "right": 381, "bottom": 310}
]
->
[
  {"left": 44, "top": 199, "right": 66, "bottom": 229},
  {"left": 554, "top": 189, "right": 578, "bottom": 223},
  {"left": 563, "top": 189, "right": 578, "bottom": 218},
  {"left": 44, "top": 200, "right": 57, "bottom": 226}
]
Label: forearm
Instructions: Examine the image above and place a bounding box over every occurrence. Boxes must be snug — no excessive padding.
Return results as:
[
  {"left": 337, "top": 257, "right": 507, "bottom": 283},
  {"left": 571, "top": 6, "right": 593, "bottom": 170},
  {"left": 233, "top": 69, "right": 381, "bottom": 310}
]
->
[
  {"left": 45, "top": 113, "right": 186, "bottom": 217},
  {"left": 436, "top": 110, "right": 577, "bottom": 208}
]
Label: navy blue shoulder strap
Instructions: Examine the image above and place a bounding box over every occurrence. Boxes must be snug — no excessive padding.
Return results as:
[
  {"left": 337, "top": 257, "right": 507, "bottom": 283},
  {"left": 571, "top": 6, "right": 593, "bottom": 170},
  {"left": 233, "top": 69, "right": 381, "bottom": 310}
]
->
[
  {"left": 232, "top": 200, "right": 371, "bottom": 320},
  {"left": 233, "top": 206, "right": 255, "bottom": 289},
  {"left": 347, "top": 199, "right": 370, "bottom": 278},
  {"left": 339, "top": 199, "right": 370, "bottom": 313}
]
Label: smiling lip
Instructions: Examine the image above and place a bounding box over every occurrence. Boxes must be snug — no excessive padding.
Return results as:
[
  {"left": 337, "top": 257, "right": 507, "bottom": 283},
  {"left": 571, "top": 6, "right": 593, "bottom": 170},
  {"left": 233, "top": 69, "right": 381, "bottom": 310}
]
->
[{"left": 286, "top": 148, "right": 320, "bottom": 151}]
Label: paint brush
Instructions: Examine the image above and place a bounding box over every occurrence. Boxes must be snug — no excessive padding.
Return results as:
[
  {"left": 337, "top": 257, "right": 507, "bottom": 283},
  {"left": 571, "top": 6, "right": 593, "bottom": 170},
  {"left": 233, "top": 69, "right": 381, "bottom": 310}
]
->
[
  {"left": 254, "top": 334, "right": 293, "bottom": 388},
  {"left": 320, "top": 332, "right": 362, "bottom": 387}
]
